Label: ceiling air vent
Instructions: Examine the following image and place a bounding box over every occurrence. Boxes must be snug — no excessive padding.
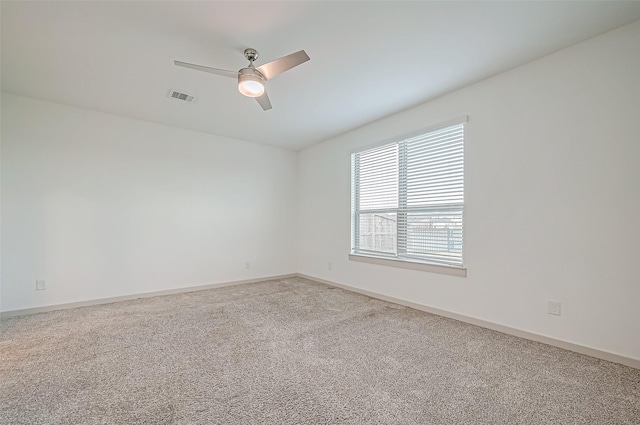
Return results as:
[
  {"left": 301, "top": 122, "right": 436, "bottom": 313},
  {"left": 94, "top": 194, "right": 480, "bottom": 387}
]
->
[{"left": 167, "top": 89, "right": 196, "bottom": 103}]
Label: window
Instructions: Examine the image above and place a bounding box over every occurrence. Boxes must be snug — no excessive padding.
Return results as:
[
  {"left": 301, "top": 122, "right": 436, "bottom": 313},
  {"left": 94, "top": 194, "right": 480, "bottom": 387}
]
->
[{"left": 351, "top": 118, "right": 466, "bottom": 271}]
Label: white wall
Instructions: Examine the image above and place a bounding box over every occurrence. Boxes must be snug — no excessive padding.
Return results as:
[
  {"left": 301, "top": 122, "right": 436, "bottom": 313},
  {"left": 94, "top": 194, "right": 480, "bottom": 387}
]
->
[
  {"left": 1, "top": 93, "right": 297, "bottom": 312},
  {"left": 297, "top": 21, "right": 640, "bottom": 360}
]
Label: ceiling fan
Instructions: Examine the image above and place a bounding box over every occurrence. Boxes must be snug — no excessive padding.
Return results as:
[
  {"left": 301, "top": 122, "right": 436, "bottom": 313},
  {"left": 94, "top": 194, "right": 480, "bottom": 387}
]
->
[{"left": 174, "top": 48, "right": 310, "bottom": 111}]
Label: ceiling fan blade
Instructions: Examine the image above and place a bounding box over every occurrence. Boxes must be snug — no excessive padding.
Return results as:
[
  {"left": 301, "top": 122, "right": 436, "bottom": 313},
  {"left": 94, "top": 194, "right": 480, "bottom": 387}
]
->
[
  {"left": 255, "top": 50, "right": 310, "bottom": 81},
  {"left": 174, "top": 60, "right": 237, "bottom": 78},
  {"left": 255, "top": 90, "right": 272, "bottom": 111}
]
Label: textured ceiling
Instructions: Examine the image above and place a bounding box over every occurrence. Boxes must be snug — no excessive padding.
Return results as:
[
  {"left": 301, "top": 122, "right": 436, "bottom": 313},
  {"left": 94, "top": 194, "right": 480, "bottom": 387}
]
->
[{"left": 2, "top": 1, "right": 640, "bottom": 150}]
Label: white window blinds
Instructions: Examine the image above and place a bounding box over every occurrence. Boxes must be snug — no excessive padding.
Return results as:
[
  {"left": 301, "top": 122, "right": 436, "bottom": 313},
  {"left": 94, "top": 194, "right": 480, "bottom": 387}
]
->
[{"left": 351, "top": 121, "right": 465, "bottom": 267}]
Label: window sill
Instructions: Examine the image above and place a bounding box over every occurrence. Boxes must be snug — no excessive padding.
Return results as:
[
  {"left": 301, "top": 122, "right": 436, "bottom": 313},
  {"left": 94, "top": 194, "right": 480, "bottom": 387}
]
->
[{"left": 348, "top": 254, "right": 467, "bottom": 277}]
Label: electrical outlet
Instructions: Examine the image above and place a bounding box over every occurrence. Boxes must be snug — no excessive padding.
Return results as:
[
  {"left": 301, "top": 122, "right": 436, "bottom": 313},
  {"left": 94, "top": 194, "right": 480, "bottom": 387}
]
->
[
  {"left": 245, "top": 262, "right": 251, "bottom": 269},
  {"left": 36, "top": 280, "right": 46, "bottom": 291},
  {"left": 548, "top": 300, "right": 561, "bottom": 316}
]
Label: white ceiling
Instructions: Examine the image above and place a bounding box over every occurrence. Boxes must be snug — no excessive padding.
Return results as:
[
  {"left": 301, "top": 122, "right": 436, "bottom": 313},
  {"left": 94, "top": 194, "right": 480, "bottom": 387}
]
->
[{"left": 2, "top": 2, "right": 640, "bottom": 151}]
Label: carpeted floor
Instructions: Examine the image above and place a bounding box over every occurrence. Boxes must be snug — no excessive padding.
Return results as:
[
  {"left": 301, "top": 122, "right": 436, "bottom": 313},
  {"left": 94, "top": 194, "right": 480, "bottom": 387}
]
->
[{"left": 1, "top": 276, "right": 639, "bottom": 424}]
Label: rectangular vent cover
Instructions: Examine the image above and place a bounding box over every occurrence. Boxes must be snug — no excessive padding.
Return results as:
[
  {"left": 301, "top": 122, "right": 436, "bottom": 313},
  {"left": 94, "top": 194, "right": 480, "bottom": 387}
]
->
[{"left": 168, "top": 89, "right": 196, "bottom": 103}]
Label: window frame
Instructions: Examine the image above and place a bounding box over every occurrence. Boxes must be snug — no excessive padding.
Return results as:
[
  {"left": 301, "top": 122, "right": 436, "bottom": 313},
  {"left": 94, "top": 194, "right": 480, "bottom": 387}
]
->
[{"left": 350, "top": 116, "right": 468, "bottom": 277}]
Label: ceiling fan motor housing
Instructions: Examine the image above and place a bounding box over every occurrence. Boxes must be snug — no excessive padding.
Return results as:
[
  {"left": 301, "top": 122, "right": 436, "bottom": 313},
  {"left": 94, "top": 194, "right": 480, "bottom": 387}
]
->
[{"left": 238, "top": 67, "right": 265, "bottom": 97}]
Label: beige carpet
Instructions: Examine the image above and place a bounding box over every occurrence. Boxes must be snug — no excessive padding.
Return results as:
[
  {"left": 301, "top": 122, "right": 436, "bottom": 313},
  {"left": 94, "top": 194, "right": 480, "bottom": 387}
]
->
[{"left": 1, "top": 276, "right": 639, "bottom": 424}]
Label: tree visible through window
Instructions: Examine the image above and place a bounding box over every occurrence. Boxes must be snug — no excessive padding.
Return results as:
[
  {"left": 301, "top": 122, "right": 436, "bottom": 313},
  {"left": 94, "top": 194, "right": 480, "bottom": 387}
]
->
[{"left": 351, "top": 120, "right": 465, "bottom": 268}]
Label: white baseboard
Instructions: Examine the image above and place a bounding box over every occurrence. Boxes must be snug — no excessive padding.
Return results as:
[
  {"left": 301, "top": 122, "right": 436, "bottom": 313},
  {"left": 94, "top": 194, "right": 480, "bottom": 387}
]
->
[
  {"left": 297, "top": 273, "right": 640, "bottom": 370},
  {"left": 0, "top": 274, "right": 297, "bottom": 319}
]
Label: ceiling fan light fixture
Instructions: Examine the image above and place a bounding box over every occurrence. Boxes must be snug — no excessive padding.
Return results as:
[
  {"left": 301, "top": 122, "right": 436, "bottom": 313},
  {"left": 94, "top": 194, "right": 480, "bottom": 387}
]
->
[
  {"left": 238, "top": 68, "right": 265, "bottom": 98},
  {"left": 175, "top": 48, "right": 309, "bottom": 110}
]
